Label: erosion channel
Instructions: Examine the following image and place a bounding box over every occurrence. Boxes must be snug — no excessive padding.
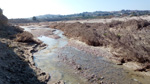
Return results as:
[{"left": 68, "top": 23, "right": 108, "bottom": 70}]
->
[{"left": 21, "top": 25, "right": 150, "bottom": 84}]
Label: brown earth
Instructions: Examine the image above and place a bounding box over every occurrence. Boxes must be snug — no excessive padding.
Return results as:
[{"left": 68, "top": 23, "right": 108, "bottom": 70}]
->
[
  {"left": 0, "top": 8, "right": 49, "bottom": 84},
  {"left": 49, "top": 20, "right": 150, "bottom": 71}
]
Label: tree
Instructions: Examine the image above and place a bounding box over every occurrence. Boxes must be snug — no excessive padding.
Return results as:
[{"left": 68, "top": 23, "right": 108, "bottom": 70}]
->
[{"left": 32, "top": 16, "right": 37, "bottom": 21}]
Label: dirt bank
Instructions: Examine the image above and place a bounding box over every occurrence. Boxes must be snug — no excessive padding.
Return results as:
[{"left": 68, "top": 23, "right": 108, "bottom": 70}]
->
[
  {"left": 49, "top": 19, "right": 150, "bottom": 71},
  {"left": 0, "top": 8, "right": 49, "bottom": 84}
]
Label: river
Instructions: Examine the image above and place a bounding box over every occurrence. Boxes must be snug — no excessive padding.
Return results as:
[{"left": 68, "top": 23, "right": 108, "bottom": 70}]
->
[{"left": 21, "top": 25, "right": 150, "bottom": 84}]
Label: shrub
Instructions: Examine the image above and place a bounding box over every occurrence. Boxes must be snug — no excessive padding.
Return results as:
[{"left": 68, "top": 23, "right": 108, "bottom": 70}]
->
[{"left": 16, "top": 31, "right": 35, "bottom": 42}]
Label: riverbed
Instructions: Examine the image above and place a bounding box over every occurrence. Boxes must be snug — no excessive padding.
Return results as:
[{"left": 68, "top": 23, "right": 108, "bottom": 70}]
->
[{"left": 21, "top": 25, "right": 150, "bottom": 84}]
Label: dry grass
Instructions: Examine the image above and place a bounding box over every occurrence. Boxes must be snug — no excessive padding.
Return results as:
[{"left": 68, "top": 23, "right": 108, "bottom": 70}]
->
[
  {"left": 16, "top": 31, "right": 35, "bottom": 42},
  {"left": 49, "top": 20, "right": 150, "bottom": 69}
]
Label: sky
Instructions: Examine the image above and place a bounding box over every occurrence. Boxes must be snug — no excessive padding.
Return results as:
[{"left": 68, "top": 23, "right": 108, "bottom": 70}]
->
[{"left": 0, "top": 0, "right": 150, "bottom": 19}]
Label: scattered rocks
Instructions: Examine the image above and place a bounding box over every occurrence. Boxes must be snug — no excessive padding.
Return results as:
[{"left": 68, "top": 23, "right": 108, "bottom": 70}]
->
[{"left": 53, "top": 80, "right": 65, "bottom": 84}]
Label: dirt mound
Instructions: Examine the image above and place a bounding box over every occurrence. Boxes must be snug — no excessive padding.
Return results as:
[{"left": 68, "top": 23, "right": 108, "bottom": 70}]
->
[
  {"left": 0, "top": 8, "right": 23, "bottom": 39},
  {"left": 16, "top": 31, "right": 36, "bottom": 42},
  {"left": 49, "top": 20, "right": 150, "bottom": 70},
  {"left": 0, "top": 8, "right": 49, "bottom": 84}
]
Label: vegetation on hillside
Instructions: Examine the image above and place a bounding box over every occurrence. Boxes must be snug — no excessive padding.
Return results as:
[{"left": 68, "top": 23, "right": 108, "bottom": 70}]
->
[{"left": 9, "top": 10, "right": 150, "bottom": 24}]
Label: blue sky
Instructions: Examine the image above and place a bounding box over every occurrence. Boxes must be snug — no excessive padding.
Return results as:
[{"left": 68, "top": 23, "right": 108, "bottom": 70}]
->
[
  {"left": 60, "top": 0, "right": 150, "bottom": 12},
  {"left": 0, "top": 0, "right": 150, "bottom": 18}
]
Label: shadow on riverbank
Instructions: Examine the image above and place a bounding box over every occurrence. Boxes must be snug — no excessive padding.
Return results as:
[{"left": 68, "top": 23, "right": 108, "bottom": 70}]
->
[{"left": 0, "top": 41, "right": 46, "bottom": 84}]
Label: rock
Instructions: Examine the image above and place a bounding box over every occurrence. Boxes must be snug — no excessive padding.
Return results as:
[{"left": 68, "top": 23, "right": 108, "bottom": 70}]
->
[
  {"left": 40, "top": 43, "right": 47, "bottom": 47},
  {"left": 0, "top": 14, "right": 8, "bottom": 24},
  {"left": 0, "top": 8, "right": 2, "bottom": 14},
  {"left": 116, "top": 62, "right": 123, "bottom": 65},
  {"left": 75, "top": 65, "right": 82, "bottom": 70},
  {"left": 99, "top": 81, "right": 103, "bottom": 84},
  {"left": 133, "top": 78, "right": 138, "bottom": 82},
  {"left": 100, "top": 77, "right": 104, "bottom": 80},
  {"left": 123, "top": 62, "right": 143, "bottom": 71},
  {"left": 52, "top": 29, "right": 56, "bottom": 32},
  {"left": 48, "top": 35, "right": 61, "bottom": 39},
  {"left": 0, "top": 8, "right": 8, "bottom": 24},
  {"left": 54, "top": 80, "right": 65, "bottom": 84},
  {"left": 38, "top": 72, "right": 50, "bottom": 82}
]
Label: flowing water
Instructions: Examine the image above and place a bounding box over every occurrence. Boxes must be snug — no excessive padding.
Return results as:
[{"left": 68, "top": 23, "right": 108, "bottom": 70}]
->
[
  {"left": 34, "top": 29, "right": 88, "bottom": 84},
  {"left": 21, "top": 25, "right": 150, "bottom": 84}
]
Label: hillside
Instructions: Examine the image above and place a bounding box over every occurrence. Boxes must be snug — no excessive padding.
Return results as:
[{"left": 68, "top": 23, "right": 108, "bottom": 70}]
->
[{"left": 9, "top": 10, "right": 150, "bottom": 24}]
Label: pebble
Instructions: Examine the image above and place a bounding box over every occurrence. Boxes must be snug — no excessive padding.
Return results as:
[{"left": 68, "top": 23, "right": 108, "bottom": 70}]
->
[
  {"left": 100, "top": 77, "right": 104, "bottom": 80},
  {"left": 133, "top": 78, "right": 138, "bottom": 82},
  {"left": 100, "top": 81, "right": 103, "bottom": 84},
  {"left": 54, "top": 80, "right": 65, "bottom": 84},
  {"left": 75, "top": 65, "right": 82, "bottom": 70}
]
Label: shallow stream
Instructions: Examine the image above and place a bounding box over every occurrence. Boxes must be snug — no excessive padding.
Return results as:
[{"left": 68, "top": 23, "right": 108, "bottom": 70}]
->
[{"left": 21, "top": 25, "right": 150, "bottom": 84}]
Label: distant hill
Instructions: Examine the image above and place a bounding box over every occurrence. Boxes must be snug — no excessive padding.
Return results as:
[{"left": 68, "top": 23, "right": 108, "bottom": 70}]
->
[{"left": 9, "top": 10, "right": 150, "bottom": 24}]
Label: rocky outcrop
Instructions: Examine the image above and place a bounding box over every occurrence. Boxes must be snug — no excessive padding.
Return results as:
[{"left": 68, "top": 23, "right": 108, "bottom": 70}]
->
[
  {"left": 0, "top": 8, "right": 8, "bottom": 24},
  {"left": 0, "top": 8, "right": 2, "bottom": 14}
]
